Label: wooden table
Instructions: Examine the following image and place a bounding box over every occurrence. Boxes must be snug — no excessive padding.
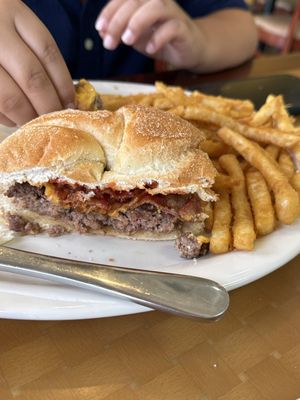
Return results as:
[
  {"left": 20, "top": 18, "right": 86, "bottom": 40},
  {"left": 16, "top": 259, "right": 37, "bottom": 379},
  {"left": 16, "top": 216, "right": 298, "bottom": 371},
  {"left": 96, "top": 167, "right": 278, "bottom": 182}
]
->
[
  {"left": 1, "top": 53, "right": 300, "bottom": 400},
  {"left": 116, "top": 51, "right": 300, "bottom": 85}
]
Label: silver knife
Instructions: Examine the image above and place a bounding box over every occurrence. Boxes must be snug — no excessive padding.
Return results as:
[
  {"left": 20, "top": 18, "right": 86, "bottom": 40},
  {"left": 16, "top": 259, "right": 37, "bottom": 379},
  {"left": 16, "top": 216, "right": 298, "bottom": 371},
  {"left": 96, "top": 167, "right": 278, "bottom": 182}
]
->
[{"left": 0, "top": 246, "right": 229, "bottom": 320}]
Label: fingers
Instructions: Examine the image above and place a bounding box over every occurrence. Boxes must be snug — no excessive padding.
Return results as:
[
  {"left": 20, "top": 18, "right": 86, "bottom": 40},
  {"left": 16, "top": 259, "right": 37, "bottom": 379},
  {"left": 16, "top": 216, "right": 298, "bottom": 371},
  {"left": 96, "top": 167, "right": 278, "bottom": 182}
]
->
[
  {"left": 96, "top": 0, "right": 200, "bottom": 69},
  {"left": 0, "top": 2, "right": 75, "bottom": 126},
  {"left": 96, "top": 0, "right": 132, "bottom": 32},
  {"left": 0, "top": 65, "right": 37, "bottom": 126},
  {"left": 15, "top": 6, "right": 74, "bottom": 108},
  {"left": 98, "top": 0, "right": 147, "bottom": 50},
  {"left": 145, "top": 19, "right": 185, "bottom": 55},
  {"left": 120, "top": 3, "right": 164, "bottom": 46},
  {"left": 0, "top": 28, "right": 63, "bottom": 117},
  {"left": 96, "top": 0, "right": 186, "bottom": 50}
]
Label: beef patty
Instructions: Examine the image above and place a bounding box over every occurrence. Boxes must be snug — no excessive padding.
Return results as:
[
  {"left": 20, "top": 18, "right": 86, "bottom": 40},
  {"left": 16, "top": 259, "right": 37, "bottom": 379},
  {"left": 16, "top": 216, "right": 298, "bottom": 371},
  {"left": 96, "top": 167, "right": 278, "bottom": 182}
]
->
[{"left": 5, "top": 183, "right": 179, "bottom": 235}]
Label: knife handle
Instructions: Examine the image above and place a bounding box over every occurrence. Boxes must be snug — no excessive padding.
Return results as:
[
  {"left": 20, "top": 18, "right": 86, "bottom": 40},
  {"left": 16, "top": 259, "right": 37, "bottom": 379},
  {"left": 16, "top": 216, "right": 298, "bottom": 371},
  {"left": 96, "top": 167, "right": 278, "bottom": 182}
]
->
[{"left": 0, "top": 246, "right": 229, "bottom": 320}]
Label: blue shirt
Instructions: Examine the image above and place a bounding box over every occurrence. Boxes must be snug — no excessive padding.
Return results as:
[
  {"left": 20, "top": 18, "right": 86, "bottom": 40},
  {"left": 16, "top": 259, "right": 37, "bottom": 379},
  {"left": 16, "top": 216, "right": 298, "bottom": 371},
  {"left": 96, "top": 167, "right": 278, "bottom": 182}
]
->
[{"left": 22, "top": 0, "right": 248, "bottom": 79}]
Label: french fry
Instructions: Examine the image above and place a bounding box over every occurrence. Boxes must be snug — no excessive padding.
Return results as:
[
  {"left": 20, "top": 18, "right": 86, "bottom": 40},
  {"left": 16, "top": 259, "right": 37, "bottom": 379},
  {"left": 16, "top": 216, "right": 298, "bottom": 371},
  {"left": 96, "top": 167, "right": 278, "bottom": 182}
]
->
[
  {"left": 288, "top": 143, "right": 300, "bottom": 172},
  {"left": 138, "top": 94, "right": 158, "bottom": 107},
  {"left": 211, "top": 158, "right": 221, "bottom": 170},
  {"left": 291, "top": 172, "right": 300, "bottom": 197},
  {"left": 156, "top": 82, "right": 253, "bottom": 119},
  {"left": 101, "top": 93, "right": 141, "bottom": 110},
  {"left": 265, "top": 144, "right": 280, "bottom": 160},
  {"left": 74, "top": 79, "right": 102, "bottom": 111},
  {"left": 246, "top": 170, "right": 276, "bottom": 236},
  {"left": 187, "top": 120, "right": 219, "bottom": 137},
  {"left": 219, "top": 154, "right": 256, "bottom": 250},
  {"left": 239, "top": 159, "right": 250, "bottom": 171},
  {"left": 174, "top": 104, "right": 300, "bottom": 148},
  {"left": 155, "top": 81, "right": 185, "bottom": 106},
  {"left": 250, "top": 95, "right": 277, "bottom": 127},
  {"left": 152, "top": 96, "right": 175, "bottom": 110},
  {"left": 213, "top": 173, "right": 237, "bottom": 192},
  {"left": 210, "top": 192, "right": 232, "bottom": 254},
  {"left": 272, "top": 95, "right": 295, "bottom": 132},
  {"left": 229, "top": 109, "right": 255, "bottom": 120},
  {"left": 190, "top": 91, "right": 254, "bottom": 118},
  {"left": 218, "top": 127, "right": 300, "bottom": 224},
  {"left": 278, "top": 150, "right": 295, "bottom": 179},
  {"left": 101, "top": 92, "right": 160, "bottom": 110},
  {"left": 200, "top": 140, "right": 233, "bottom": 158}
]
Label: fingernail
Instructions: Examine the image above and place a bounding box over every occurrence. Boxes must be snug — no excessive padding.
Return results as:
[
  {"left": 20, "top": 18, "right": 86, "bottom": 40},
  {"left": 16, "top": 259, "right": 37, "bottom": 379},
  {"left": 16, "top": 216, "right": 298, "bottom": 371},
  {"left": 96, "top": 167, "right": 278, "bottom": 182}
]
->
[
  {"left": 95, "top": 17, "right": 107, "bottom": 32},
  {"left": 65, "top": 102, "right": 75, "bottom": 109},
  {"left": 103, "top": 35, "right": 116, "bottom": 50},
  {"left": 146, "top": 42, "right": 155, "bottom": 54},
  {"left": 121, "top": 29, "right": 135, "bottom": 45}
]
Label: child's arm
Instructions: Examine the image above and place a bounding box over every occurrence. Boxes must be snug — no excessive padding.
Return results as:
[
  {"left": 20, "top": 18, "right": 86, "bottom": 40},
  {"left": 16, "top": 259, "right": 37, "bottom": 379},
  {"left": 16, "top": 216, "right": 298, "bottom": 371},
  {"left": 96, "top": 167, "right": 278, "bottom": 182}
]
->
[{"left": 96, "top": 0, "right": 257, "bottom": 72}]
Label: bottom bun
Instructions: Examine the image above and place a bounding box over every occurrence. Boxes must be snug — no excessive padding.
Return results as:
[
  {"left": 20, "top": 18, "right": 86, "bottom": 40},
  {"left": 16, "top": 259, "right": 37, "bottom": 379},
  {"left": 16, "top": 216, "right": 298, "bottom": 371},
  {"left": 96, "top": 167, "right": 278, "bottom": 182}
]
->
[{"left": 101, "top": 226, "right": 179, "bottom": 241}]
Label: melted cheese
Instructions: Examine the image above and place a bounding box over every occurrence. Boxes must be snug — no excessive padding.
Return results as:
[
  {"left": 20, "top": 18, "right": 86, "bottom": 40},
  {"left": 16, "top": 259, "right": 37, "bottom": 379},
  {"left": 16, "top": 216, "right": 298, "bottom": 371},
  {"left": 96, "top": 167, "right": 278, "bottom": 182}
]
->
[
  {"left": 196, "top": 235, "right": 210, "bottom": 244},
  {"left": 44, "top": 183, "right": 60, "bottom": 205}
]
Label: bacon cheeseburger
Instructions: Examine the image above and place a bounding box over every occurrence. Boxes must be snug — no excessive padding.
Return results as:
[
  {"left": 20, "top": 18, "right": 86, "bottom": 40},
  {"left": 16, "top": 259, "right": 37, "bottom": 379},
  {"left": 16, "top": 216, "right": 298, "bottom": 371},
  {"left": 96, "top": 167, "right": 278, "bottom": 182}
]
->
[{"left": 0, "top": 105, "right": 217, "bottom": 258}]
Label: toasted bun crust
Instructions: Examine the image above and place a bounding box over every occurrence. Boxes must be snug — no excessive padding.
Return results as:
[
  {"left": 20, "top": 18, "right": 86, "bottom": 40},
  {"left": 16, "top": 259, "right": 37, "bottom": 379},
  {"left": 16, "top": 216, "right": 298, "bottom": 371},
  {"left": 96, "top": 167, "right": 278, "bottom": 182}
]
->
[
  {"left": 23, "top": 108, "right": 123, "bottom": 169},
  {"left": 0, "top": 105, "right": 216, "bottom": 198},
  {"left": 0, "top": 125, "right": 106, "bottom": 186}
]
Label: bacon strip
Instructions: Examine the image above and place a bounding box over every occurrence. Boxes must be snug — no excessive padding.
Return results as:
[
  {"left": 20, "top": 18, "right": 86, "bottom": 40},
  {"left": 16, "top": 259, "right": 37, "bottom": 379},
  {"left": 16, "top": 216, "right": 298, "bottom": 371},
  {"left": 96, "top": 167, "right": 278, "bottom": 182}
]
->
[{"left": 46, "top": 181, "right": 203, "bottom": 221}]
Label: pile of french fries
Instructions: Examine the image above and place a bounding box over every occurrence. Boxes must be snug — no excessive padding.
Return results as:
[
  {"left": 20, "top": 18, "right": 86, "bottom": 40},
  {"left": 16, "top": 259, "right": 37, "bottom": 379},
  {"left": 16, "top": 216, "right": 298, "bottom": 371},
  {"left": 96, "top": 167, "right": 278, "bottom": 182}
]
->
[{"left": 101, "top": 81, "right": 300, "bottom": 254}]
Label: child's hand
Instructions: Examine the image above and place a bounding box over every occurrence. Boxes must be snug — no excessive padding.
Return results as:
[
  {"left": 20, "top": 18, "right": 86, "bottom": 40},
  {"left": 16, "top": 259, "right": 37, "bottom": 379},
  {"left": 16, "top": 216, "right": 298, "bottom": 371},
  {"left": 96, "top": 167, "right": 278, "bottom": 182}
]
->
[
  {"left": 0, "top": 0, "right": 74, "bottom": 126},
  {"left": 96, "top": 0, "right": 204, "bottom": 70}
]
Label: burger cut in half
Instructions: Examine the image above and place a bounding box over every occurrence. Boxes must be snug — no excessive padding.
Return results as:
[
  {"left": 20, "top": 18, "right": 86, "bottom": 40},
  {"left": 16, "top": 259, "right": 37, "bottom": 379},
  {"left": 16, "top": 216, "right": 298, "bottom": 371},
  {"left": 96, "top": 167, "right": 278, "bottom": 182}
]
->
[{"left": 0, "top": 105, "right": 217, "bottom": 258}]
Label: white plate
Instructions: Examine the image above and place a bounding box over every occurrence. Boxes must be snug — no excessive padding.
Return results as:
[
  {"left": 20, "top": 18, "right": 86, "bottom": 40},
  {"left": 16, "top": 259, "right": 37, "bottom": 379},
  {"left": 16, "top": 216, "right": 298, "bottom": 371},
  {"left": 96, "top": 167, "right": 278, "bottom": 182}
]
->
[{"left": 0, "top": 81, "right": 299, "bottom": 320}]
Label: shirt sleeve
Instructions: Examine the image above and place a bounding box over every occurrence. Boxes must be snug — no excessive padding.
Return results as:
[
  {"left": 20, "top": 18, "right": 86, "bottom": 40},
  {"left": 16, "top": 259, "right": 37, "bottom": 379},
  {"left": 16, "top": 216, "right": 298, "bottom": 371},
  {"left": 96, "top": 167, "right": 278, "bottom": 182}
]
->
[{"left": 177, "top": 0, "right": 249, "bottom": 18}]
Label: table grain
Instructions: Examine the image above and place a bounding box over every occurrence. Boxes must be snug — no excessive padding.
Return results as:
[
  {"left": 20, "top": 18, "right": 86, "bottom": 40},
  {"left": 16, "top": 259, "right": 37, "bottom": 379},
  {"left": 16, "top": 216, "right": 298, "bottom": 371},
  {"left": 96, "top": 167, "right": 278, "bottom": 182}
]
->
[{"left": 0, "top": 255, "right": 299, "bottom": 400}]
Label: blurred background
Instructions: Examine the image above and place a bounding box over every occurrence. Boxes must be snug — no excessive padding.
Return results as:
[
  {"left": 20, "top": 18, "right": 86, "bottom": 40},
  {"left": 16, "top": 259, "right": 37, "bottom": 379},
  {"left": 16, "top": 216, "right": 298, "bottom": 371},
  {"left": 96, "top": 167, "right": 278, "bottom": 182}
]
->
[{"left": 247, "top": 0, "right": 300, "bottom": 54}]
